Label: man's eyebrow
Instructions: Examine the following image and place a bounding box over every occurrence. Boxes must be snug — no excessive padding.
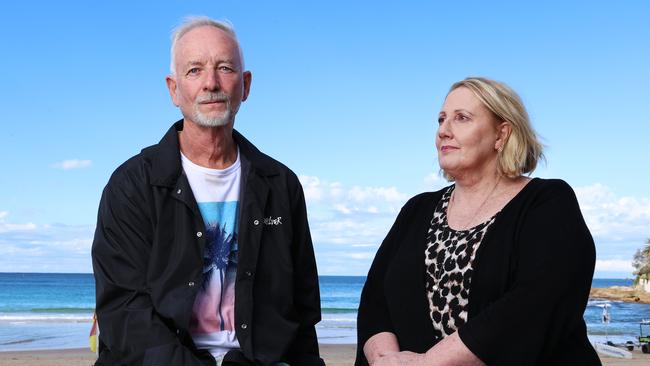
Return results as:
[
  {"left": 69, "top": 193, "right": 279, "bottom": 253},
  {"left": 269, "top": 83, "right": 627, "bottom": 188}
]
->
[
  {"left": 185, "top": 59, "right": 238, "bottom": 67},
  {"left": 183, "top": 60, "right": 204, "bottom": 70},
  {"left": 217, "top": 59, "right": 241, "bottom": 69}
]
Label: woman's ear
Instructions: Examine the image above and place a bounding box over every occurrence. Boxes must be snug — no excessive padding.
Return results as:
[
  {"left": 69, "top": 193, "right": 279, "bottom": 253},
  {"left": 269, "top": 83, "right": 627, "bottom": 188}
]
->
[{"left": 495, "top": 121, "right": 512, "bottom": 151}]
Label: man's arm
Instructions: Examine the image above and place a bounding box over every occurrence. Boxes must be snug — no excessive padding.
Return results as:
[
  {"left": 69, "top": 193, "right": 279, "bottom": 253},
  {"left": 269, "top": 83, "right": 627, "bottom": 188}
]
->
[
  {"left": 92, "top": 171, "right": 213, "bottom": 366},
  {"left": 285, "top": 181, "right": 325, "bottom": 366}
]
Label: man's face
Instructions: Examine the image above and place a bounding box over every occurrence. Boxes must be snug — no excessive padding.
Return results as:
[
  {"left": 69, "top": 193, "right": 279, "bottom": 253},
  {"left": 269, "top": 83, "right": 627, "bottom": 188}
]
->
[{"left": 166, "top": 26, "right": 251, "bottom": 128}]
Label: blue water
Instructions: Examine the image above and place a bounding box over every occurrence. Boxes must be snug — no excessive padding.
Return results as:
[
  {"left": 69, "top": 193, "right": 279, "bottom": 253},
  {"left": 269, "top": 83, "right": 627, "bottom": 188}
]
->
[
  {"left": 0, "top": 273, "right": 648, "bottom": 351},
  {"left": 0, "top": 273, "right": 96, "bottom": 351},
  {"left": 587, "top": 279, "right": 650, "bottom": 344}
]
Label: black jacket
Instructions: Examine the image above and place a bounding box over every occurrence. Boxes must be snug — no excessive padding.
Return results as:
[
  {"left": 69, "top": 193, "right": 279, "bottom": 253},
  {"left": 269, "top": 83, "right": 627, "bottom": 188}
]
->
[
  {"left": 356, "top": 179, "right": 601, "bottom": 365},
  {"left": 92, "top": 121, "right": 324, "bottom": 366}
]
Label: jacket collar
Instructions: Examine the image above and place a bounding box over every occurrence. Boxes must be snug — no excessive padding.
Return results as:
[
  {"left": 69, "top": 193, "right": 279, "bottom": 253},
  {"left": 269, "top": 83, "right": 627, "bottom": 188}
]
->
[{"left": 148, "top": 120, "right": 279, "bottom": 187}]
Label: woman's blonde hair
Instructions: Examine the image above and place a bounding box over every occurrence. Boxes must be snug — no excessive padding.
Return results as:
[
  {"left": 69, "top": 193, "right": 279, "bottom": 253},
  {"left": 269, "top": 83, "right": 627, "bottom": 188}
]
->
[{"left": 447, "top": 77, "right": 544, "bottom": 178}]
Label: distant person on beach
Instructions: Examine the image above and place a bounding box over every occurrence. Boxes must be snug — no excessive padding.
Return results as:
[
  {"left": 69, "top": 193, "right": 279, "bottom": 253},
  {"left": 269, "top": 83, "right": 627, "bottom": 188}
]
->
[
  {"left": 91, "top": 16, "right": 323, "bottom": 366},
  {"left": 356, "top": 77, "right": 601, "bottom": 365}
]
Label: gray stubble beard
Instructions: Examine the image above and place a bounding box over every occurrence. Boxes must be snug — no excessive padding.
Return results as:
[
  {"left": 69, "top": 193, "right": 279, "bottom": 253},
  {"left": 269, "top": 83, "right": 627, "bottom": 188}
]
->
[
  {"left": 191, "top": 107, "right": 233, "bottom": 127},
  {"left": 190, "top": 92, "right": 235, "bottom": 127}
]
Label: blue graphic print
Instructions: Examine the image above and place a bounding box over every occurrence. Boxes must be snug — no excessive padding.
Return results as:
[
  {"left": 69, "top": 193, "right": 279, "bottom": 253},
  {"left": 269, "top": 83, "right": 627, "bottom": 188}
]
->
[{"left": 195, "top": 201, "right": 239, "bottom": 331}]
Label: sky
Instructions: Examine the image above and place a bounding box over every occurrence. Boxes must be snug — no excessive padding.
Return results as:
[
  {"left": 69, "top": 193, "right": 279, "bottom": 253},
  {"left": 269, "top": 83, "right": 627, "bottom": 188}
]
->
[{"left": 1, "top": 1, "right": 649, "bottom": 278}]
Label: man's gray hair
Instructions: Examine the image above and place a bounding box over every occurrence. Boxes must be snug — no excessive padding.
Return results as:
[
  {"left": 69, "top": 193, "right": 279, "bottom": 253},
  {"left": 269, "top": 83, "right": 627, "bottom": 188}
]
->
[{"left": 169, "top": 16, "right": 245, "bottom": 75}]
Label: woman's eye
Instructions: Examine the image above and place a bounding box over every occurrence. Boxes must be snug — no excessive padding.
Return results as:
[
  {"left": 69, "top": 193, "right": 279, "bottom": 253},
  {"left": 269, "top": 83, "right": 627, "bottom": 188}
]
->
[
  {"left": 437, "top": 117, "right": 445, "bottom": 124},
  {"left": 455, "top": 114, "right": 470, "bottom": 121}
]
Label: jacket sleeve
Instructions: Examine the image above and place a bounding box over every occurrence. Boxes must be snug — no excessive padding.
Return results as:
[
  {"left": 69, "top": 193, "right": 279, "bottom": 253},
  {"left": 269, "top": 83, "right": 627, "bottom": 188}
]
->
[
  {"left": 457, "top": 181, "right": 596, "bottom": 364},
  {"left": 355, "top": 198, "right": 415, "bottom": 366},
  {"left": 91, "top": 171, "right": 214, "bottom": 366},
  {"left": 285, "top": 182, "right": 325, "bottom": 366}
]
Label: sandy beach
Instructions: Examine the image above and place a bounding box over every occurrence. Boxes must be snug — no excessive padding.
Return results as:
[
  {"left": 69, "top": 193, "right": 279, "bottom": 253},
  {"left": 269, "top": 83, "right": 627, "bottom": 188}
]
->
[{"left": 0, "top": 345, "right": 648, "bottom": 366}]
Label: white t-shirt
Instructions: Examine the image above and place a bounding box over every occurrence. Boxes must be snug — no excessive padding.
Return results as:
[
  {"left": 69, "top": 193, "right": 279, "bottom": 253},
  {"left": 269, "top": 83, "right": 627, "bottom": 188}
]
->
[{"left": 181, "top": 150, "right": 241, "bottom": 358}]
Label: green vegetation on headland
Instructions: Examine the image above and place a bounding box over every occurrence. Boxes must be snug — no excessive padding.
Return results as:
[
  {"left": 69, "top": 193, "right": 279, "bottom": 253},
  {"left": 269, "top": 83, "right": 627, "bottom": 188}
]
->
[{"left": 633, "top": 238, "right": 650, "bottom": 285}]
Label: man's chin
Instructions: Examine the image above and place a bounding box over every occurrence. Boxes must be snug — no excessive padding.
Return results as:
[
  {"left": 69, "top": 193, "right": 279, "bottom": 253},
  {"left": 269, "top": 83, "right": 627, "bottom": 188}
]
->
[{"left": 188, "top": 111, "right": 232, "bottom": 128}]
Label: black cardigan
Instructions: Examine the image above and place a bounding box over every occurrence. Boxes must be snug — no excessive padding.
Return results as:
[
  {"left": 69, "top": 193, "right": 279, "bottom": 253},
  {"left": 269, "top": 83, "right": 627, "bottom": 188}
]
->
[{"left": 356, "top": 178, "right": 601, "bottom": 365}]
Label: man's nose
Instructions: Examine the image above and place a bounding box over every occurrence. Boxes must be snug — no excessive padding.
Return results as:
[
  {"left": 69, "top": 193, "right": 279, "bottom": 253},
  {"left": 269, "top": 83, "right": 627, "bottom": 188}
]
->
[{"left": 203, "top": 69, "right": 220, "bottom": 91}]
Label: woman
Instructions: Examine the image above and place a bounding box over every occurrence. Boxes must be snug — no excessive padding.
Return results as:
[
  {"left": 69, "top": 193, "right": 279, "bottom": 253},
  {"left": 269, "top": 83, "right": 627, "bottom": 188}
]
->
[{"left": 356, "top": 77, "right": 600, "bottom": 365}]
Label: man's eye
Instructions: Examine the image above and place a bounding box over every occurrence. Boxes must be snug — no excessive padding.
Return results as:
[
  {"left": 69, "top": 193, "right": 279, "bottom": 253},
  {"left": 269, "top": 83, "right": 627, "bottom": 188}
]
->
[
  {"left": 437, "top": 117, "right": 445, "bottom": 124},
  {"left": 219, "top": 66, "right": 234, "bottom": 73},
  {"left": 187, "top": 68, "right": 200, "bottom": 75}
]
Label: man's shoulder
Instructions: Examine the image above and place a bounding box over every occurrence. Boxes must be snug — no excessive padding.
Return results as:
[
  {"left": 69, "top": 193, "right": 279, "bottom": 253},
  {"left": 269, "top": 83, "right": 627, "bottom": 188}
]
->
[
  {"left": 234, "top": 130, "right": 299, "bottom": 181},
  {"left": 105, "top": 144, "right": 159, "bottom": 190}
]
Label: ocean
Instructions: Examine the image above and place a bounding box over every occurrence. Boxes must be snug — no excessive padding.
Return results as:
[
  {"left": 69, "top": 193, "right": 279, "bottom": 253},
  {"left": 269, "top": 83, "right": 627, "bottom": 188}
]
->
[{"left": 0, "top": 274, "right": 648, "bottom": 351}]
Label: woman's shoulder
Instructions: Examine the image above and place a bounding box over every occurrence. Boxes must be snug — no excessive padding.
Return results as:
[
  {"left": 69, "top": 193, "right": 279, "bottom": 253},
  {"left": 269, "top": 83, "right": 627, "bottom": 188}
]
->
[
  {"left": 388, "top": 187, "right": 450, "bottom": 226},
  {"left": 505, "top": 178, "right": 580, "bottom": 215},
  {"left": 524, "top": 178, "right": 577, "bottom": 200},
  {"left": 402, "top": 186, "right": 450, "bottom": 212}
]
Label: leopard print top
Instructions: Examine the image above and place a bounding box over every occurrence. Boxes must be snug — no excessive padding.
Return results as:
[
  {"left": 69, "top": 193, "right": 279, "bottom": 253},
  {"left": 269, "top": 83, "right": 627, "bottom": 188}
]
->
[{"left": 424, "top": 186, "right": 497, "bottom": 339}]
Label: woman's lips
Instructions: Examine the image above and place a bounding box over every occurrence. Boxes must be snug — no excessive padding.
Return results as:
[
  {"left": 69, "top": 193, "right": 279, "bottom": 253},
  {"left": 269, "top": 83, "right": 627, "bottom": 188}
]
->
[{"left": 440, "top": 145, "right": 458, "bottom": 152}]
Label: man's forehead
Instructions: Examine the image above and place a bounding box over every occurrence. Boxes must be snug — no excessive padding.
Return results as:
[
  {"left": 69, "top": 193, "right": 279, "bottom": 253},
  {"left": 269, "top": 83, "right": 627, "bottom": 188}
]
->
[
  {"left": 177, "top": 25, "right": 237, "bottom": 49},
  {"left": 175, "top": 26, "right": 240, "bottom": 62}
]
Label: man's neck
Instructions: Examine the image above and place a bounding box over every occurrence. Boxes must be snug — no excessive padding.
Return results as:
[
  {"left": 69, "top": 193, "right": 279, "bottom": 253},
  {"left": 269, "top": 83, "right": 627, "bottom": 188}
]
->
[{"left": 178, "top": 119, "right": 238, "bottom": 169}]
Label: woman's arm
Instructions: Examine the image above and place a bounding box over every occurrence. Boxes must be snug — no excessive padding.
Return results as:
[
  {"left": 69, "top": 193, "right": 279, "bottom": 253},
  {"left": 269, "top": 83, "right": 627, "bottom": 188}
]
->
[
  {"left": 363, "top": 332, "right": 400, "bottom": 364},
  {"left": 356, "top": 196, "right": 424, "bottom": 366},
  {"left": 423, "top": 332, "right": 485, "bottom": 365},
  {"left": 456, "top": 180, "right": 596, "bottom": 364},
  {"left": 373, "top": 332, "right": 484, "bottom": 366}
]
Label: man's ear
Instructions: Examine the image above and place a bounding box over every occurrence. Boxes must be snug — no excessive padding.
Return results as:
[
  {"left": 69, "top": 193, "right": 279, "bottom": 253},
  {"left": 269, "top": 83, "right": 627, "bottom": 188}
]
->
[
  {"left": 166, "top": 75, "right": 179, "bottom": 106},
  {"left": 242, "top": 71, "right": 252, "bottom": 101}
]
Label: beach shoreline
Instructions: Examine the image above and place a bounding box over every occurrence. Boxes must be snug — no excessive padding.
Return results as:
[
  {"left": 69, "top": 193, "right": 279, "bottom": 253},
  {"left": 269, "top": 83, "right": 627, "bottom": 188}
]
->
[{"left": 0, "top": 345, "right": 649, "bottom": 366}]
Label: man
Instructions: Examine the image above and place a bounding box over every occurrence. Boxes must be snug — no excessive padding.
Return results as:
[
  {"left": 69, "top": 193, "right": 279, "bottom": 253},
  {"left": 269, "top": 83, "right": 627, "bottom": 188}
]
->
[{"left": 92, "top": 17, "right": 324, "bottom": 366}]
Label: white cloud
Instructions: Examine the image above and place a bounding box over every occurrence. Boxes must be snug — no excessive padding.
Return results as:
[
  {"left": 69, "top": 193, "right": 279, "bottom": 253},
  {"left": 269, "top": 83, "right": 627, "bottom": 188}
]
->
[
  {"left": 298, "top": 176, "right": 413, "bottom": 275},
  {"left": 0, "top": 212, "right": 94, "bottom": 273},
  {"left": 347, "top": 252, "right": 375, "bottom": 260},
  {"left": 0, "top": 211, "right": 37, "bottom": 233},
  {"left": 304, "top": 178, "right": 650, "bottom": 276},
  {"left": 423, "top": 172, "right": 449, "bottom": 191},
  {"left": 299, "top": 175, "right": 408, "bottom": 215},
  {"left": 574, "top": 183, "right": 650, "bottom": 277},
  {"left": 50, "top": 159, "right": 92, "bottom": 170},
  {"left": 1, "top": 179, "right": 647, "bottom": 277},
  {"left": 575, "top": 183, "right": 650, "bottom": 242},
  {"left": 595, "top": 259, "right": 633, "bottom": 272}
]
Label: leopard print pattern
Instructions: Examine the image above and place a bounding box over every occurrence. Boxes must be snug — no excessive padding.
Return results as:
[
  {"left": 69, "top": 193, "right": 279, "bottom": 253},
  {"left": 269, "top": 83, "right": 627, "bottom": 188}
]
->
[{"left": 424, "top": 186, "right": 496, "bottom": 339}]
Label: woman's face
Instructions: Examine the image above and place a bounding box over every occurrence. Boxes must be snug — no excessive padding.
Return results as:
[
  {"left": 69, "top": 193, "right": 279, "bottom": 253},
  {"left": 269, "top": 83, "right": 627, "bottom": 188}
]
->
[{"left": 436, "top": 87, "right": 504, "bottom": 178}]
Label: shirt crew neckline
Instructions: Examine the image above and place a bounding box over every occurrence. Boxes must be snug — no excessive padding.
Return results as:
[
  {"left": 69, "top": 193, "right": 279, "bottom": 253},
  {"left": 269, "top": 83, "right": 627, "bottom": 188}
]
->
[{"left": 180, "top": 149, "right": 241, "bottom": 176}]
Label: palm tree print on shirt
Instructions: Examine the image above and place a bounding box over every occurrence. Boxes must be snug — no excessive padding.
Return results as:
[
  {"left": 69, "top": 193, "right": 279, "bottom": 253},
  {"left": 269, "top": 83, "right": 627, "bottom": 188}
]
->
[{"left": 201, "top": 222, "right": 238, "bottom": 331}]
